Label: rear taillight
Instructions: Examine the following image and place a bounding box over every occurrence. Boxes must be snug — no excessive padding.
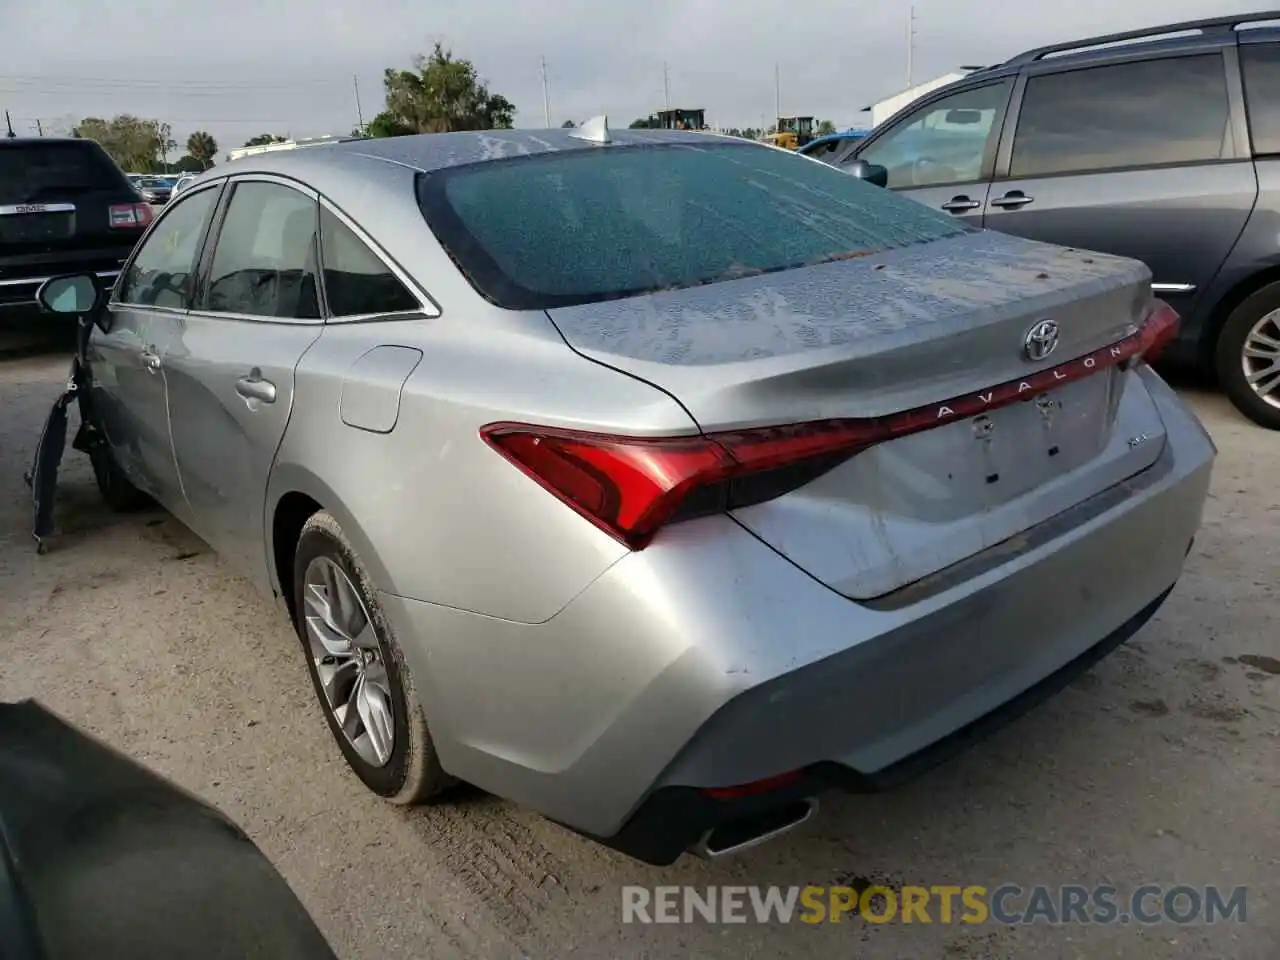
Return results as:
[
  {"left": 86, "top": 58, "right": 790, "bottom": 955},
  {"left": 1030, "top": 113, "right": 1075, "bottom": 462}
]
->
[
  {"left": 108, "top": 203, "right": 153, "bottom": 229},
  {"left": 483, "top": 302, "right": 1180, "bottom": 550},
  {"left": 1132, "top": 298, "right": 1180, "bottom": 365}
]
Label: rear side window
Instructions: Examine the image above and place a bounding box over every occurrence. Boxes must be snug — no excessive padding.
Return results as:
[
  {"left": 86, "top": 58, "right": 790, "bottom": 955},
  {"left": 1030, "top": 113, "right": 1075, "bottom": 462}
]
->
[
  {"left": 200, "top": 181, "right": 320, "bottom": 320},
  {"left": 417, "top": 141, "right": 970, "bottom": 310},
  {"left": 0, "top": 141, "right": 130, "bottom": 204},
  {"left": 1010, "top": 55, "right": 1233, "bottom": 177},
  {"left": 1241, "top": 43, "right": 1280, "bottom": 155},
  {"left": 319, "top": 207, "right": 420, "bottom": 317}
]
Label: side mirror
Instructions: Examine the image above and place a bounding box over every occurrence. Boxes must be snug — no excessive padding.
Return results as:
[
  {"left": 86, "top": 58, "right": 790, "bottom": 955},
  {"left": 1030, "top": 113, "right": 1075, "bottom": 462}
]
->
[
  {"left": 944, "top": 109, "right": 982, "bottom": 125},
  {"left": 844, "top": 159, "right": 889, "bottom": 188},
  {"left": 37, "top": 273, "right": 102, "bottom": 316}
]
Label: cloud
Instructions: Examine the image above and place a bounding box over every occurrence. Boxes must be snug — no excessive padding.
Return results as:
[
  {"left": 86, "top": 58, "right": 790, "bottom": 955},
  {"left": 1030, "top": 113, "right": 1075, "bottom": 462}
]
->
[{"left": 0, "top": 0, "right": 1232, "bottom": 148}]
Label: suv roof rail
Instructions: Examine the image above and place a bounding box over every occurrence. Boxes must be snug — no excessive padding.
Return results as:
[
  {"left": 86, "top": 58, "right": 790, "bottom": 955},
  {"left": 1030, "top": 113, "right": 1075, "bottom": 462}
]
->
[{"left": 1004, "top": 10, "right": 1280, "bottom": 66}]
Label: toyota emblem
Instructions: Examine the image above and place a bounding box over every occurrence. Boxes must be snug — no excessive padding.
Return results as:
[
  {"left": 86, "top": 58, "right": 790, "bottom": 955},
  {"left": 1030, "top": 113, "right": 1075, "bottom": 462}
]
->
[{"left": 1023, "top": 319, "right": 1060, "bottom": 362}]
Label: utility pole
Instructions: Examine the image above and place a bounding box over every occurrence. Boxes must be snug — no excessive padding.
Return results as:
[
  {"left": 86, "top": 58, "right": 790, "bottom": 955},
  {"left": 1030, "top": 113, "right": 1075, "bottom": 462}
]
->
[
  {"left": 352, "top": 74, "right": 365, "bottom": 135},
  {"left": 906, "top": 5, "right": 916, "bottom": 87},
  {"left": 663, "top": 61, "right": 671, "bottom": 113},
  {"left": 540, "top": 56, "right": 551, "bottom": 128},
  {"left": 4, "top": 111, "right": 14, "bottom": 138},
  {"left": 774, "top": 63, "right": 781, "bottom": 125}
]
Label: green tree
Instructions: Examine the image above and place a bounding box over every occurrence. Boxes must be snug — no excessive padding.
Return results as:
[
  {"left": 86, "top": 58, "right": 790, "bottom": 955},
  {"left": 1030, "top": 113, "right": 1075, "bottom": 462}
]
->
[
  {"left": 73, "top": 115, "right": 174, "bottom": 171},
  {"left": 186, "top": 131, "right": 218, "bottom": 169},
  {"left": 816, "top": 119, "right": 837, "bottom": 136},
  {"left": 561, "top": 119, "right": 576, "bottom": 128},
  {"left": 364, "top": 110, "right": 415, "bottom": 138},
  {"left": 243, "top": 133, "right": 289, "bottom": 147},
  {"left": 173, "top": 155, "right": 205, "bottom": 173},
  {"left": 628, "top": 116, "right": 659, "bottom": 129},
  {"left": 376, "top": 43, "right": 515, "bottom": 135}
]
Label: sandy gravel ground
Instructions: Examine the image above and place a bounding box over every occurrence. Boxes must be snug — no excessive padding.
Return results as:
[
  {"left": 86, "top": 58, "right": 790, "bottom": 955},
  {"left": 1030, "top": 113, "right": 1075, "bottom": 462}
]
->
[{"left": 1, "top": 350, "right": 1276, "bottom": 959}]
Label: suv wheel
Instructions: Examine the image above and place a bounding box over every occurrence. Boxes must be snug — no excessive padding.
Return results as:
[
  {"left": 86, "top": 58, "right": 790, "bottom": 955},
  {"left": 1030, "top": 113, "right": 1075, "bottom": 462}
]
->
[
  {"left": 292, "top": 510, "right": 453, "bottom": 804},
  {"left": 1215, "top": 283, "right": 1280, "bottom": 430}
]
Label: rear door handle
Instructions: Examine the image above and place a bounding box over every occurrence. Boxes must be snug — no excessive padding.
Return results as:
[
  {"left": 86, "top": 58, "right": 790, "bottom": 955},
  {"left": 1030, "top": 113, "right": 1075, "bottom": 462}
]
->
[
  {"left": 990, "top": 192, "right": 1034, "bottom": 209},
  {"left": 235, "top": 373, "right": 277, "bottom": 404},
  {"left": 940, "top": 196, "right": 981, "bottom": 213}
]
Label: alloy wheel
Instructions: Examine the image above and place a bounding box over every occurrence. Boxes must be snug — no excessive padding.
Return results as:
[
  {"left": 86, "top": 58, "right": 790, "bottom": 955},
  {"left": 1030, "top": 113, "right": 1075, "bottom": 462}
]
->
[
  {"left": 1242, "top": 309, "right": 1280, "bottom": 408},
  {"left": 302, "top": 556, "right": 395, "bottom": 767}
]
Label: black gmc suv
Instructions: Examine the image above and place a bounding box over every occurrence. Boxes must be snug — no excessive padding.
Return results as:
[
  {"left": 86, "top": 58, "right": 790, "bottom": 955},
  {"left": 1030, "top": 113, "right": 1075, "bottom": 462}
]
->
[{"left": 0, "top": 137, "right": 152, "bottom": 315}]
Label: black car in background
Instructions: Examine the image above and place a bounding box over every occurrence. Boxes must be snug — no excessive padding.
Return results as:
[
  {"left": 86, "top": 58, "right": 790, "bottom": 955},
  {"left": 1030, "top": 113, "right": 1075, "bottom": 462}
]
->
[
  {"left": 836, "top": 11, "right": 1280, "bottom": 430},
  {"left": 0, "top": 138, "right": 152, "bottom": 315}
]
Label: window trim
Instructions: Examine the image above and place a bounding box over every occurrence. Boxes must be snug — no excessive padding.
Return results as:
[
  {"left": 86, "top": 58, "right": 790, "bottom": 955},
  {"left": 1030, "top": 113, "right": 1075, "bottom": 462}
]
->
[
  {"left": 188, "top": 173, "right": 324, "bottom": 327},
  {"left": 993, "top": 49, "right": 1246, "bottom": 181},
  {"left": 110, "top": 180, "right": 226, "bottom": 312},
  {"left": 851, "top": 77, "right": 1015, "bottom": 190},
  {"left": 316, "top": 194, "right": 441, "bottom": 324},
  {"left": 1234, "top": 38, "right": 1280, "bottom": 157}
]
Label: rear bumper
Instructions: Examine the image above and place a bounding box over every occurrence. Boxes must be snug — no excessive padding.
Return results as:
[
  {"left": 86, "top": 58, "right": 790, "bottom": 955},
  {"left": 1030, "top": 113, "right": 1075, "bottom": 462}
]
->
[
  {"left": 591, "top": 581, "right": 1175, "bottom": 865},
  {"left": 378, "top": 366, "right": 1215, "bottom": 861}
]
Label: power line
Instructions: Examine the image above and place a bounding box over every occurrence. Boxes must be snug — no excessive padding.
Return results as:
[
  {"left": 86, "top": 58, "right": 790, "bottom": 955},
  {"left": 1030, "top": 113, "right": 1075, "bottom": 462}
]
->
[{"left": 0, "top": 73, "right": 351, "bottom": 90}]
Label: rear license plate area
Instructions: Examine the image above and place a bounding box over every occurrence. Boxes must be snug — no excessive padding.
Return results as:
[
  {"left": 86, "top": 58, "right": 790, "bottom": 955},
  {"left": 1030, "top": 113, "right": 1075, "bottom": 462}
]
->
[{"left": 962, "top": 372, "right": 1113, "bottom": 503}]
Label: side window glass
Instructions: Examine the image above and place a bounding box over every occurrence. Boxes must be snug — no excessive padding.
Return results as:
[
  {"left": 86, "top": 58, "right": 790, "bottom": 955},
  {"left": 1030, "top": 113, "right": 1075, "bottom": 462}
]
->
[
  {"left": 1241, "top": 43, "right": 1280, "bottom": 155},
  {"left": 1011, "top": 55, "right": 1232, "bottom": 178},
  {"left": 199, "top": 182, "right": 320, "bottom": 319},
  {"left": 319, "top": 207, "right": 420, "bottom": 317},
  {"left": 116, "top": 187, "right": 218, "bottom": 308},
  {"left": 858, "top": 82, "right": 1009, "bottom": 189}
]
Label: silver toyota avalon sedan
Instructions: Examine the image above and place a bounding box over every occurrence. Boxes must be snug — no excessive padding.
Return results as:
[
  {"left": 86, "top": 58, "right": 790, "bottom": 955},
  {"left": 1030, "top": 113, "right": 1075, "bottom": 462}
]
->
[{"left": 40, "top": 123, "right": 1215, "bottom": 864}]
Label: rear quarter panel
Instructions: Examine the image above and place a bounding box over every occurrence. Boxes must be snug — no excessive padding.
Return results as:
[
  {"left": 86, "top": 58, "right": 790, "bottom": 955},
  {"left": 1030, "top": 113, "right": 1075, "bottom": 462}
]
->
[
  {"left": 1188, "top": 156, "right": 1280, "bottom": 359},
  {"left": 269, "top": 304, "right": 701, "bottom": 625}
]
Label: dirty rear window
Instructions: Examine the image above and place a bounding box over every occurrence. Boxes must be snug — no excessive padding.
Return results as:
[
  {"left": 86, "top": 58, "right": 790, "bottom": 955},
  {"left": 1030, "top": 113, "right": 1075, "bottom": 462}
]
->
[
  {"left": 416, "top": 141, "right": 970, "bottom": 310},
  {"left": 0, "top": 141, "right": 130, "bottom": 205}
]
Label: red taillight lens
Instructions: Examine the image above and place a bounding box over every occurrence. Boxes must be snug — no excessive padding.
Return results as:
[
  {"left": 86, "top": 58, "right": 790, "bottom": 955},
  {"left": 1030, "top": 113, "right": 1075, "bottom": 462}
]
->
[
  {"left": 480, "top": 421, "right": 882, "bottom": 550},
  {"left": 1133, "top": 298, "right": 1180, "bottom": 365},
  {"left": 483, "top": 300, "right": 1181, "bottom": 550},
  {"left": 108, "top": 203, "right": 153, "bottom": 229}
]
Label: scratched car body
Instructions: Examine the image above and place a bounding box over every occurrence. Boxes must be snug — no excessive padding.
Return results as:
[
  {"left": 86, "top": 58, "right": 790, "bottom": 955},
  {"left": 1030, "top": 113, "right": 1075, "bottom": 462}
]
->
[{"left": 77, "top": 125, "right": 1215, "bottom": 865}]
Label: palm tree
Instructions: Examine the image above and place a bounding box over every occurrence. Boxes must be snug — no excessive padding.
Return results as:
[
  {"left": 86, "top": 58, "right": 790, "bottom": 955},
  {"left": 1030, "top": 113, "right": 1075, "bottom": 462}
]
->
[{"left": 186, "top": 131, "right": 218, "bottom": 169}]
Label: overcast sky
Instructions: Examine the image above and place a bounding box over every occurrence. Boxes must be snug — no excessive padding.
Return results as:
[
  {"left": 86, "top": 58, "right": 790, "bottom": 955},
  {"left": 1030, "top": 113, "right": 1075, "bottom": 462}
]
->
[{"left": 0, "top": 0, "right": 1245, "bottom": 155}]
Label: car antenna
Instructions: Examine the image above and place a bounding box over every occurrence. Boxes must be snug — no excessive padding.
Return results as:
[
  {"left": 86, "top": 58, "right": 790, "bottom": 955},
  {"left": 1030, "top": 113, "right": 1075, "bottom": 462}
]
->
[
  {"left": 568, "top": 115, "right": 611, "bottom": 145},
  {"left": 4, "top": 111, "right": 15, "bottom": 138}
]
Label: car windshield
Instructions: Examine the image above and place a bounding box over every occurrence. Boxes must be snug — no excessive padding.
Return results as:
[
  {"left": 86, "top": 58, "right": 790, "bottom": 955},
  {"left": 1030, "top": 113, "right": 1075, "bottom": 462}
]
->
[
  {"left": 0, "top": 141, "right": 129, "bottom": 204},
  {"left": 416, "top": 141, "right": 971, "bottom": 310},
  {"left": 138, "top": 178, "right": 167, "bottom": 188}
]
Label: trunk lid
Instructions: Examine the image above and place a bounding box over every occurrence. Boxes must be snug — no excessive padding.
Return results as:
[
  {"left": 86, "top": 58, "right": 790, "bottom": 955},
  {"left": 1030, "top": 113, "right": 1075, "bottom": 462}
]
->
[{"left": 547, "top": 230, "right": 1168, "bottom": 599}]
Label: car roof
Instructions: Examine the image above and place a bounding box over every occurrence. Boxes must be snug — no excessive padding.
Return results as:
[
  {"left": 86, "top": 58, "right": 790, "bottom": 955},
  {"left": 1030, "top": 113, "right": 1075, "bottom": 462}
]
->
[{"left": 216, "top": 127, "right": 740, "bottom": 179}]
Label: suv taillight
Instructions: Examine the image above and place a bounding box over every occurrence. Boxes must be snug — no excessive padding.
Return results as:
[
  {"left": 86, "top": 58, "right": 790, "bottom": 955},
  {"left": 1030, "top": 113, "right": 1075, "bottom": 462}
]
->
[{"left": 108, "top": 203, "right": 153, "bottom": 229}]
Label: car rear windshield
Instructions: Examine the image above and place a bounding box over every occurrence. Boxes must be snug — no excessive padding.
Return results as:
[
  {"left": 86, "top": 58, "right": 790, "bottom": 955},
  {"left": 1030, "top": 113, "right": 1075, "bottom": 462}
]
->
[
  {"left": 416, "top": 141, "right": 970, "bottom": 310},
  {"left": 0, "top": 141, "right": 130, "bottom": 205}
]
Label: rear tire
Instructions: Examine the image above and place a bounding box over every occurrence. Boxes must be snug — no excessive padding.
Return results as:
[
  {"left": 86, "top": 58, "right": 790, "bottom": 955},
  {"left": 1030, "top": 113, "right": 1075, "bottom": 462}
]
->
[
  {"left": 292, "top": 510, "right": 452, "bottom": 805},
  {"left": 1215, "top": 283, "right": 1280, "bottom": 430},
  {"left": 89, "top": 444, "right": 153, "bottom": 512}
]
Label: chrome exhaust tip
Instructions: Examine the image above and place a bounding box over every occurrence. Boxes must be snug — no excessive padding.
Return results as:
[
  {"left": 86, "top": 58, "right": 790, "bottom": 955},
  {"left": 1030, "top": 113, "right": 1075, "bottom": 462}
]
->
[{"left": 692, "top": 797, "right": 818, "bottom": 859}]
